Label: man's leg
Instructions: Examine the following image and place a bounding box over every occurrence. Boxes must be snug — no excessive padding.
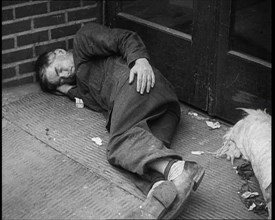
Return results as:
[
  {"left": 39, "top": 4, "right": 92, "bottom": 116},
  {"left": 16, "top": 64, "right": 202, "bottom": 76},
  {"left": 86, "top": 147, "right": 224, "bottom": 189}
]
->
[
  {"left": 107, "top": 69, "right": 205, "bottom": 219},
  {"left": 107, "top": 68, "right": 182, "bottom": 191},
  {"left": 115, "top": 105, "right": 182, "bottom": 196},
  {"left": 107, "top": 112, "right": 182, "bottom": 193}
]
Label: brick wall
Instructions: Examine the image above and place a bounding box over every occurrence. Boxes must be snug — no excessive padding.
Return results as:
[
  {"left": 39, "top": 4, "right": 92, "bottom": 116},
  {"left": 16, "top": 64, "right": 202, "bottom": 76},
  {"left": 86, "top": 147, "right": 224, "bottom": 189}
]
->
[{"left": 2, "top": 0, "right": 103, "bottom": 87}]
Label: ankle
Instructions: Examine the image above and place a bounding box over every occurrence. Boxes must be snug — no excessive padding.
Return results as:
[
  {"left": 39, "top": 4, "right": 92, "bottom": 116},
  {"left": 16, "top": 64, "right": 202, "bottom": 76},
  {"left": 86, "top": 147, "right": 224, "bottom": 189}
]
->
[{"left": 148, "top": 159, "right": 170, "bottom": 174}]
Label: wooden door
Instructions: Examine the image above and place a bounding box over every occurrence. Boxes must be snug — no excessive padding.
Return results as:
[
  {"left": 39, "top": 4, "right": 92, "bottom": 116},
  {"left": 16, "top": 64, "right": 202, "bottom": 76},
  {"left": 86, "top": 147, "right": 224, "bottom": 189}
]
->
[{"left": 105, "top": 0, "right": 271, "bottom": 123}]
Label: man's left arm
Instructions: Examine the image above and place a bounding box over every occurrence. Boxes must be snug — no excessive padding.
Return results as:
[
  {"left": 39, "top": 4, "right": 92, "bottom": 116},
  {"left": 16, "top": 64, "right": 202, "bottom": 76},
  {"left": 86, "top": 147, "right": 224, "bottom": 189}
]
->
[{"left": 73, "top": 22, "right": 155, "bottom": 94}]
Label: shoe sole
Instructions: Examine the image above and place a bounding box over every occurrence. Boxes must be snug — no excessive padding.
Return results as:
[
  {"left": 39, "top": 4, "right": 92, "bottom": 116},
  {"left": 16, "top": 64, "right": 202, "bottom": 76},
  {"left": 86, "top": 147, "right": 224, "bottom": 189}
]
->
[
  {"left": 147, "top": 181, "right": 178, "bottom": 219},
  {"left": 163, "top": 166, "right": 205, "bottom": 219},
  {"left": 124, "top": 181, "right": 177, "bottom": 219},
  {"left": 192, "top": 166, "right": 205, "bottom": 191}
]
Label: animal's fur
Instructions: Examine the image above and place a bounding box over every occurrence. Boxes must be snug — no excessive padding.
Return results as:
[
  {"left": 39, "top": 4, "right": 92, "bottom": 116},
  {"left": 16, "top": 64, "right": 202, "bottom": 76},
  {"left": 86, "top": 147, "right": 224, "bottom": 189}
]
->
[{"left": 214, "top": 108, "right": 271, "bottom": 218}]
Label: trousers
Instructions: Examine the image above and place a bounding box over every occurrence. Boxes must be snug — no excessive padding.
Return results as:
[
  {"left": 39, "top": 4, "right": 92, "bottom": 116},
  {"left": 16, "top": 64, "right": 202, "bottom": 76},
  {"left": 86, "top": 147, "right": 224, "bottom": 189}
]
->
[{"left": 106, "top": 67, "right": 182, "bottom": 195}]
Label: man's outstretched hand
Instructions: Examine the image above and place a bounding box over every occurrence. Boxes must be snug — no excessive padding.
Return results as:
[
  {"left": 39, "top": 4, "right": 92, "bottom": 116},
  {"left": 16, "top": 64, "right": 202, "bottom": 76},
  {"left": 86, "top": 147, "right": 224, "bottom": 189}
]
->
[{"left": 129, "top": 58, "right": 155, "bottom": 94}]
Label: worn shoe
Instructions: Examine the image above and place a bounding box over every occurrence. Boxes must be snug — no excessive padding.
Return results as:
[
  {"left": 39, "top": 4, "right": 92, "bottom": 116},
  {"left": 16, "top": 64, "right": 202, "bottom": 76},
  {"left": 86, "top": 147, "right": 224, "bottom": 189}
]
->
[
  {"left": 123, "top": 180, "right": 177, "bottom": 219},
  {"left": 163, "top": 160, "right": 205, "bottom": 219}
]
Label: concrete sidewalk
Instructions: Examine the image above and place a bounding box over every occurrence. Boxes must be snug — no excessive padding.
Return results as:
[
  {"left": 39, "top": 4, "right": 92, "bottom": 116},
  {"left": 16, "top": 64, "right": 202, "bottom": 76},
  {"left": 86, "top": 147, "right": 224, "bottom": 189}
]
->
[{"left": 2, "top": 83, "right": 267, "bottom": 219}]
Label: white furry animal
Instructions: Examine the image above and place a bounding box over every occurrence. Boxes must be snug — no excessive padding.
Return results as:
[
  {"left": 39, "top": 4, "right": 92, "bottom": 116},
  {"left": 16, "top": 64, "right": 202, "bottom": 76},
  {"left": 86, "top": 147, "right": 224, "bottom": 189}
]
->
[{"left": 214, "top": 108, "right": 271, "bottom": 218}]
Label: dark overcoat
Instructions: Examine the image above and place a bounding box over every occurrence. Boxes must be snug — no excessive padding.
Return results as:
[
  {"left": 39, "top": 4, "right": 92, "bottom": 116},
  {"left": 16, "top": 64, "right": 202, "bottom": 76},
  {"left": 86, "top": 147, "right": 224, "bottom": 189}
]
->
[{"left": 67, "top": 22, "right": 182, "bottom": 194}]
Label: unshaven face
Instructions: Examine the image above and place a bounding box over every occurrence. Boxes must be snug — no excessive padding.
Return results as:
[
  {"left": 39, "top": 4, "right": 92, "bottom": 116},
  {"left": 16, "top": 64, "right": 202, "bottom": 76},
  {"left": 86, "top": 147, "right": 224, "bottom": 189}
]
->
[{"left": 45, "top": 49, "right": 76, "bottom": 86}]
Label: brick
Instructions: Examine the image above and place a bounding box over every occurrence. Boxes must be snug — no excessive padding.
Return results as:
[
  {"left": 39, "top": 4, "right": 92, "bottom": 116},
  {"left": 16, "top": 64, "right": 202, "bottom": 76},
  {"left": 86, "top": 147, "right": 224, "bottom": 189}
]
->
[
  {"left": 2, "top": 20, "right": 31, "bottom": 36},
  {"left": 2, "top": 8, "right": 13, "bottom": 21},
  {"left": 82, "top": 19, "right": 98, "bottom": 26},
  {"left": 17, "top": 31, "right": 49, "bottom": 47},
  {"left": 19, "top": 61, "right": 35, "bottom": 75},
  {"left": 15, "top": 2, "right": 48, "bottom": 19},
  {"left": 35, "top": 41, "right": 66, "bottom": 56},
  {"left": 34, "top": 13, "right": 65, "bottom": 28},
  {"left": 50, "top": 0, "right": 80, "bottom": 12},
  {"left": 2, "top": 38, "right": 15, "bottom": 50},
  {"left": 82, "top": 1, "right": 97, "bottom": 6},
  {"left": 68, "top": 7, "right": 98, "bottom": 22},
  {"left": 2, "top": 48, "right": 33, "bottom": 65},
  {"left": 2, "top": 76, "right": 34, "bottom": 88},
  {"left": 2, "top": 0, "right": 30, "bottom": 7},
  {"left": 2, "top": 67, "right": 16, "bottom": 80},
  {"left": 51, "top": 23, "right": 81, "bottom": 39}
]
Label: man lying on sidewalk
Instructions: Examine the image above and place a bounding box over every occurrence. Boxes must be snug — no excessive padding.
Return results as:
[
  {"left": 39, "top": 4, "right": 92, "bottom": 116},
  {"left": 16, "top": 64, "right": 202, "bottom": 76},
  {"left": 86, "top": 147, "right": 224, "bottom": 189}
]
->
[{"left": 35, "top": 21, "right": 205, "bottom": 219}]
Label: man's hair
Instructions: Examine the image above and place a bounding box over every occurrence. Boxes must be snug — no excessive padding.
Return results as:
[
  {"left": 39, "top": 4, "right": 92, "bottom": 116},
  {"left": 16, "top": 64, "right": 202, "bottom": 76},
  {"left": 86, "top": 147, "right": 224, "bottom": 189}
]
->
[{"left": 35, "top": 51, "right": 58, "bottom": 93}]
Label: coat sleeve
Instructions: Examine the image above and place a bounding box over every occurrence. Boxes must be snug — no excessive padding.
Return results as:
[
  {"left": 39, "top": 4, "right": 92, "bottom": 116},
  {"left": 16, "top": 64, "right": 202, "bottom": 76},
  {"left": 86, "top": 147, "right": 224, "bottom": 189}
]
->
[
  {"left": 73, "top": 22, "right": 150, "bottom": 68},
  {"left": 67, "top": 86, "right": 79, "bottom": 101}
]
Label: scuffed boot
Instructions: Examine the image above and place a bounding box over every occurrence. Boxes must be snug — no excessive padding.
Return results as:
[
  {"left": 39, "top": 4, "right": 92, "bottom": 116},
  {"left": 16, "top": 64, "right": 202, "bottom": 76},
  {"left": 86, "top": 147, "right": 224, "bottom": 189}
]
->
[
  {"left": 124, "top": 180, "right": 177, "bottom": 219},
  {"left": 163, "top": 160, "right": 205, "bottom": 219}
]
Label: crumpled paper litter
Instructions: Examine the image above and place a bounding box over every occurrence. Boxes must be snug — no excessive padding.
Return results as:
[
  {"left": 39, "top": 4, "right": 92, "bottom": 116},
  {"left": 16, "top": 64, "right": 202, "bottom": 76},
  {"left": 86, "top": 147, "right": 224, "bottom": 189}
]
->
[
  {"left": 92, "top": 137, "right": 103, "bottom": 145},
  {"left": 205, "top": 121, "right": 221, "bottom": 129}
]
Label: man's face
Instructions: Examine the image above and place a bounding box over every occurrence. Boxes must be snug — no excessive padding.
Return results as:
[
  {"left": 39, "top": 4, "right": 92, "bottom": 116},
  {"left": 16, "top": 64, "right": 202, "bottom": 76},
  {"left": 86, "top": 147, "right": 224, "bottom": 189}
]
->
[{"left": 45, "top": 49, "right": 76, "bottom": 86}]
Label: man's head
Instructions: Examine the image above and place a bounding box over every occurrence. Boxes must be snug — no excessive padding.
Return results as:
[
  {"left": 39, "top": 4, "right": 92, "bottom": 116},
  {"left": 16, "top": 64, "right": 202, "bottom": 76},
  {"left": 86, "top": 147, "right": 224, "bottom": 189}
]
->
[{"left": 35, "top": 49, "right": 76, "bottom": 93}]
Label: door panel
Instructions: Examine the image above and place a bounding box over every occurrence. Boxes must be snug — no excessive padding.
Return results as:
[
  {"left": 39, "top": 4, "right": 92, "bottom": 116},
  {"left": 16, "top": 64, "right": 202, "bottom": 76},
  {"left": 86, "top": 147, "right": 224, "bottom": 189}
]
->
[
  {"left": 211, "top": 0, "right": 272, "bottom": 123},
  {"left": 230, "top": 0, "right": 271, "bottom": 62},
  {"left": 120, "top": 0, "right": 193, "bottom": 34}
]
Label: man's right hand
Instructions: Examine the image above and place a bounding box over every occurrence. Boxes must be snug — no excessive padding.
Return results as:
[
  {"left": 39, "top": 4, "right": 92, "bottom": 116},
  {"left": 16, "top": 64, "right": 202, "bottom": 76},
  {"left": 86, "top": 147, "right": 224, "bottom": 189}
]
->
[
  {"left": 56, "top": 84, "right": 75, "bottom": 95},
  {"left": 129, "top": 58, "right": 155, "bottom": 94}
]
